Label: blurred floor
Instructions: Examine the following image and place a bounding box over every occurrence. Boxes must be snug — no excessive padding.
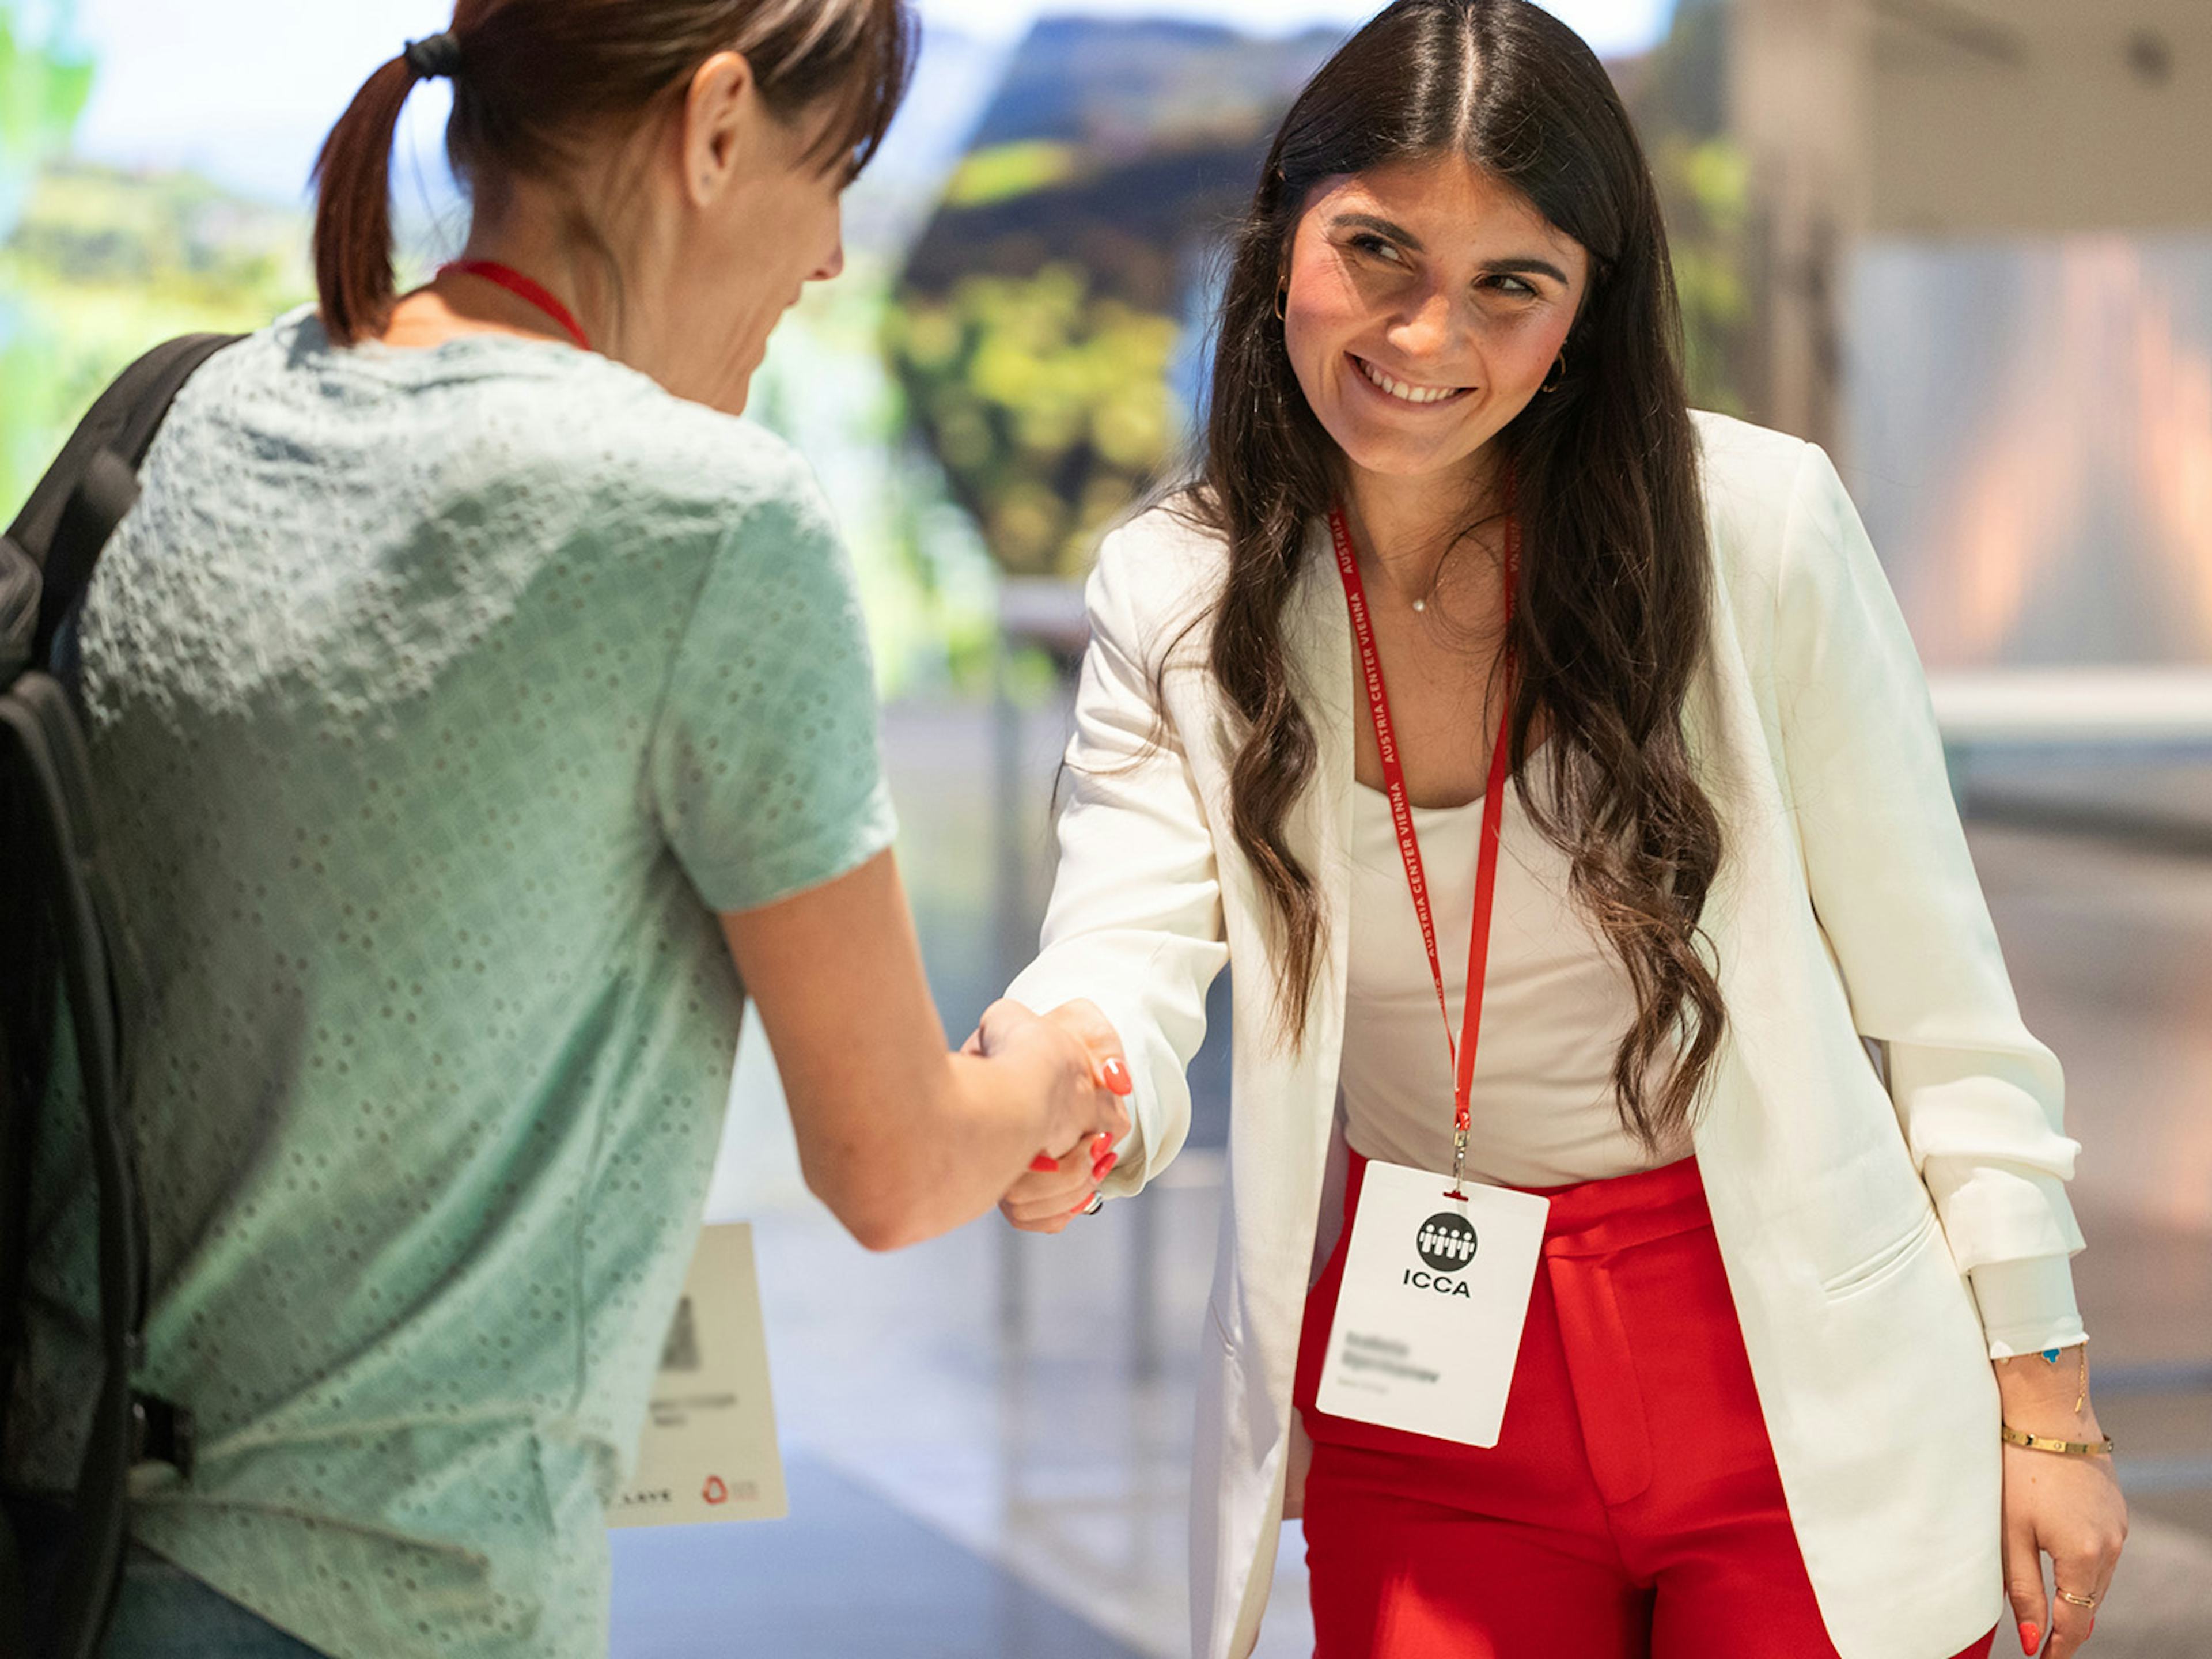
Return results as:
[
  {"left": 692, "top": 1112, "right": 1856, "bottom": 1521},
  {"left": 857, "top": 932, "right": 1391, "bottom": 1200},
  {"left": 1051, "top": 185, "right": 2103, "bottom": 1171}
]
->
[
  {"left": 615, "top": 700, "right": 2212, "bottom": 1659},
  {"left": 610, "top": 1453, "right": 1146, "bottom": 1658}
]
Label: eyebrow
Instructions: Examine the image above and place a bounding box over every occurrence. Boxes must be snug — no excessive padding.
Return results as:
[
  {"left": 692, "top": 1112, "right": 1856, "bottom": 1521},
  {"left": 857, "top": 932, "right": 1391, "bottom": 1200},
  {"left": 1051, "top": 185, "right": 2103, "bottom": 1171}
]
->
[
  {"left": 1487, "top": 256, "right": 1573, "bottom": 285},
  {"left": 1330, "top": 213, "right": 1572, "bottom": 287}
]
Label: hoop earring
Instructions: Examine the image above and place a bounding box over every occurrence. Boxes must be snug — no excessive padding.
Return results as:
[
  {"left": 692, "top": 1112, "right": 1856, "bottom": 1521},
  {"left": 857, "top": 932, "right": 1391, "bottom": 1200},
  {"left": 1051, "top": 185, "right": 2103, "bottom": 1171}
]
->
[
  {"left": 1274, "top": 283, "right": 1289, "bottom": 323},
  {"left": 1541, "top": 350, "right": 1567, "bottom": 394}
]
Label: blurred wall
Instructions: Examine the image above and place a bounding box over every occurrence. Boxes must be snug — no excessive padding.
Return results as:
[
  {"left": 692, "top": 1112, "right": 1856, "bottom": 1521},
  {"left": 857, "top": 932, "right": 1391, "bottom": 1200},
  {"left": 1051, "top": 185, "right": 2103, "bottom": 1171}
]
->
[
  {"left": 1869, "top": 1, "right": 2212, "bottom": 239},
  {"left": 1732, "top": 0, "right": 2212, "bottom": 668},
  {"left": 1733, "top": 0, "right": 2212, "bottom": 449},
  {"left": 1850, "top": 237, "right": 2212, "bottom": 669}
]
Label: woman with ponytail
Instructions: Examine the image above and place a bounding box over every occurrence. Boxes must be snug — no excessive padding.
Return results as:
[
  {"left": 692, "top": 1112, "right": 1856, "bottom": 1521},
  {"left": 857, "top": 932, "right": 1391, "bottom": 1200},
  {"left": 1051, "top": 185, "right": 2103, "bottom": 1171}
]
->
[
  {"left": 9, "top": 2, "right": 1134, "bottom": 1654},
  {"left": 995, "top": 3, "right": 2125, "bottom": 1657}
]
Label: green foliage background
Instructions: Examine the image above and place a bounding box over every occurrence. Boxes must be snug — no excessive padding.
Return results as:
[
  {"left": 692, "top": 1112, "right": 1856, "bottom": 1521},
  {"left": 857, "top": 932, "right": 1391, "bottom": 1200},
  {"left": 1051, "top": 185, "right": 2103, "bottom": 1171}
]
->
[
  {"left": 1630, "top": 0, "right": 1754, "bottom": 418},
  {"left": 889, "top": 3, "right": 1758, "bottom": 585},
  {"left": 888, "top": 259, "right": 1179, "bottom": 579},
  {"left": 0, "top": 162, "right": 313, "bottom": 514},
  {"left": 3, "top": 0, "right": 1758, "bottom": 668},
  {"left": 1, "top": 1, "right": 315, "bottom": 519},
  {"left": 0, "top": 0, "right": 984, "bottom": 694}
]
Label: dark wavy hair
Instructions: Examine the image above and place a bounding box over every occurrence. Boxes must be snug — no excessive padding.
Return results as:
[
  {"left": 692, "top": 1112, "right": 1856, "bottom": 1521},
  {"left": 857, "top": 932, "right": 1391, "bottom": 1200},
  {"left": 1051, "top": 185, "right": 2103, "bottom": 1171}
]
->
[
  {"left": 1189, "top": 0, "right": 1726, "bottom": 1149},
  {"left": 312, "top": 0, "right": 915, "bottom": 346}
]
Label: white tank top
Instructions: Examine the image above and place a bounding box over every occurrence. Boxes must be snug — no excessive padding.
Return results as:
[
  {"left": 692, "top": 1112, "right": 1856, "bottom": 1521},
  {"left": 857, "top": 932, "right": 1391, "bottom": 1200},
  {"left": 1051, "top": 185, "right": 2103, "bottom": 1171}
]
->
[{"left": 1340, "top": 775, "right": 1692, "bottom": 1189}]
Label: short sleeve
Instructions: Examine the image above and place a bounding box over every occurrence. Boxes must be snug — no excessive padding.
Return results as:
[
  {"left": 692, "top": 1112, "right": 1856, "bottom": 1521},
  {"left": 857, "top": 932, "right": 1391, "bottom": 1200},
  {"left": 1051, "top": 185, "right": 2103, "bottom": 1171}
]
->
[{"left": 647, "top": 456, "right": 897, "bottom": 913}]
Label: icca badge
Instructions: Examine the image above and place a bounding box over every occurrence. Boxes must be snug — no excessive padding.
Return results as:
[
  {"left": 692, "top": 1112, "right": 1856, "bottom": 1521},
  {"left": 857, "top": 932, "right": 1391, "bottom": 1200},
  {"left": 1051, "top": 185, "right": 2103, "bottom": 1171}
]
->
[{"left": 1415, "top": 1211, "right": 1477, "bottom": 1273}]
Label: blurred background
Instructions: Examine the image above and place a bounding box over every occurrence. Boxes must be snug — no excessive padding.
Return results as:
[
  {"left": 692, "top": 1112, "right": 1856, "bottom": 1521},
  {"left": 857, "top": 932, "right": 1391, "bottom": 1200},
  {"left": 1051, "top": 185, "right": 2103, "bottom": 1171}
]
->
[{"left": 3, "top": 0, "right": 2207, "bottom": 1653}]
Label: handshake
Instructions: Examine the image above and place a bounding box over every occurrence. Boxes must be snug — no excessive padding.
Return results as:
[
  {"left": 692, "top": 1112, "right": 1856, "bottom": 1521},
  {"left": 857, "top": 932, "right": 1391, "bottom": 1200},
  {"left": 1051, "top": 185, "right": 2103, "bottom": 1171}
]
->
[{"left": 961, "top": 998, "right": 1135, "bottom": 1237}]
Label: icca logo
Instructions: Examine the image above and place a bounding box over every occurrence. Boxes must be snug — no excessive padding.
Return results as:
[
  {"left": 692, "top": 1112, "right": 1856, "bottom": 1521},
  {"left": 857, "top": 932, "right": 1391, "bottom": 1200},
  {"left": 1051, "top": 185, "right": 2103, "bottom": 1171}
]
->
[{"left": 1404, "top": 1210, "right": 1478, "bottom": 1297}]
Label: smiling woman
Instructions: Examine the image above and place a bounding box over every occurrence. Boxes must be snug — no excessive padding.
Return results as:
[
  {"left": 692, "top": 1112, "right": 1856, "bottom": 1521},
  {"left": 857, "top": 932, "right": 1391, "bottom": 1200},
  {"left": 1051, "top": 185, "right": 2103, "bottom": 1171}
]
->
[
  {"left": 1287, "top": 165, "right": 1590, "bottom": 498},
  {"left": 986, "top": 3, "right": 2125, "bottom": 1658},
  {"left": 1200, "top": 0, "right": 1722, "bottom": 1128}
]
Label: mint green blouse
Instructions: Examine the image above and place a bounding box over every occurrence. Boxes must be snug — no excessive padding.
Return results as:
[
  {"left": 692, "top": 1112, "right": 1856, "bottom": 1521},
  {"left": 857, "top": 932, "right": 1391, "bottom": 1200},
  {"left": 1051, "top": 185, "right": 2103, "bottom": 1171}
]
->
[{"left": 14, "top": 309, "right": 896, "bottom": 1658}]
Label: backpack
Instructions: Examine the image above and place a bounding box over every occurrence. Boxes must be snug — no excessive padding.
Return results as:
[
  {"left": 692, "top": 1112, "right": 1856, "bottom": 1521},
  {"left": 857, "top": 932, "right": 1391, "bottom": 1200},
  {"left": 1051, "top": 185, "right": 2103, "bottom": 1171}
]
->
[{"left": 1, "top": 334, "right": 243, "bottom": 1659}]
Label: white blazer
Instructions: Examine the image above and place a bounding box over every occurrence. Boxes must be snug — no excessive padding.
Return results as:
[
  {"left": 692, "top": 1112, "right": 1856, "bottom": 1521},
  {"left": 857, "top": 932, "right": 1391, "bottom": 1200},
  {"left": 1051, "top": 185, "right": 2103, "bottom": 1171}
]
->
[{"left": 1007, "top": 413, "right": 2085, "bottom": 1659}]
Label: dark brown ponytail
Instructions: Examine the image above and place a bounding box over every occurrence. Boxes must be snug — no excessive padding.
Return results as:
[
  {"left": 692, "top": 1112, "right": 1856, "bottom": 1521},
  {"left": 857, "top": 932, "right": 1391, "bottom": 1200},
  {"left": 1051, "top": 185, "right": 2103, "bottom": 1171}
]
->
[
  {"left": 310, "top": 0, "right": 915, "bottom": 347},
  {"left": 312, "top": 57, "right": 423, "bottom": 349}
]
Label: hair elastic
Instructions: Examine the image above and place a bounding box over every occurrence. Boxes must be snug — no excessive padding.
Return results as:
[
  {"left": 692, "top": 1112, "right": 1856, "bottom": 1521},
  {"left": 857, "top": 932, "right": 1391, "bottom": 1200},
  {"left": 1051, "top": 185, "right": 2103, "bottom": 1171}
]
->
[{"left": 403, "top": 32, "right": 462, "bottom": 81}]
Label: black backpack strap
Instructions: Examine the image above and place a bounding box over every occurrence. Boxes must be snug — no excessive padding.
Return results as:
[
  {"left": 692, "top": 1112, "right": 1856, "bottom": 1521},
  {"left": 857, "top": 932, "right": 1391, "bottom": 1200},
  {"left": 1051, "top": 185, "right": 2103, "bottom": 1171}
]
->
[
  {"left": 0, "top": 334, "right": 236, "bottom": 1659},
  {"left": 0, "top": 333, "right": 243, "bottom": 681},
  {"left": 0, "top": 679, "right": 136, "bottom": 1659}
]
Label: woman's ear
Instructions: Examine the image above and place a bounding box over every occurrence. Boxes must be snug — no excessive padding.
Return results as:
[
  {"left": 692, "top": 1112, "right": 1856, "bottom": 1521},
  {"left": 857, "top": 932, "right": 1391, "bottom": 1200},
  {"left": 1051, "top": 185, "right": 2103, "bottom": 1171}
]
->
[{"left": 681, "top": 50, "right": 762, "bottom": 206}]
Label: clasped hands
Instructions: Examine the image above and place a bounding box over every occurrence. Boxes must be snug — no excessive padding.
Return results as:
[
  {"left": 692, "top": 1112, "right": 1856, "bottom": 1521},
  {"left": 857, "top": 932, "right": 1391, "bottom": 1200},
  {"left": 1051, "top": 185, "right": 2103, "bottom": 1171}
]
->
[{"left": 963, "top": 998, "right": 1134, "bottom": 1235}]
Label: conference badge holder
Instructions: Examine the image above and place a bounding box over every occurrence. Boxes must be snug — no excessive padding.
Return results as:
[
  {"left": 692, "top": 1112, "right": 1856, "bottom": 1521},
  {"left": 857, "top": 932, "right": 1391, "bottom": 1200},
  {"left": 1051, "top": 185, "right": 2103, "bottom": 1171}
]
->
[
  {"left": 1314, "top": 501, "right": 1548, "bottom": 1449},
  {"left": 1315, "top": 1161, "right": 1548, "bottom": 1446}
]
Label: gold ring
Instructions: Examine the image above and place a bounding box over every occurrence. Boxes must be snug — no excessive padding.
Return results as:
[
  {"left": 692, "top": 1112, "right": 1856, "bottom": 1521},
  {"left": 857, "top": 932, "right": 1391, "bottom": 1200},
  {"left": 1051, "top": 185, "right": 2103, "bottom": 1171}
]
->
[{"left": 2056, "top": 1589, "right": 2099, "bottom": 1610}]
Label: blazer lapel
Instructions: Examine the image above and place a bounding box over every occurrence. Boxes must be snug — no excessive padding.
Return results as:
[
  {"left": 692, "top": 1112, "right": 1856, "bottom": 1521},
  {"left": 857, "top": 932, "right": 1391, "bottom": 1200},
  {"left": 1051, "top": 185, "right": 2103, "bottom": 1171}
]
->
[{"left": 1282, "top": 521, "right": 1357, "bottom": 1063}]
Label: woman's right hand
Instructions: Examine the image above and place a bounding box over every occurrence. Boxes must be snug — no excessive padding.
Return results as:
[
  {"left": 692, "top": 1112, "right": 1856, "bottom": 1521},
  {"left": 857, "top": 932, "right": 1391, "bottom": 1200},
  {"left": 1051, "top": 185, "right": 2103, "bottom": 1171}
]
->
[
  {"left": 965, "top": 999, "right": 1134, "bottom": 1231},
  {"left": 998, "top": 1132, "right": 1120, "bottom": 1234}
]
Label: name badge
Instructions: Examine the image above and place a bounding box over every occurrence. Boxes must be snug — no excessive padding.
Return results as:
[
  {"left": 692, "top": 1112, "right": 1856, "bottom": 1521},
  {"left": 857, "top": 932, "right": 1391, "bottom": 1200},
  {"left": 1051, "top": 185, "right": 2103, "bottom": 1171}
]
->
[
  {"left": 1314, "top": 1160, "right": 1550, "bottom": 1448},
  {"left": 611, "top": 1222, "right": 789, "bottom": 1528}
]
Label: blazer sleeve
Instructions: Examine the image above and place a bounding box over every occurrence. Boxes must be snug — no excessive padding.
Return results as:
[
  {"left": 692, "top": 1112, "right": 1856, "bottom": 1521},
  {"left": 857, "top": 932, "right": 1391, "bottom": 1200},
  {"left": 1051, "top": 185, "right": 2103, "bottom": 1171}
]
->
[
  {"left": 1772, "top": 444, "right": 2087, "bottom": 1357},
  {"left": 1004, "top": 525, "right": 1231, "bottom": 1196}
]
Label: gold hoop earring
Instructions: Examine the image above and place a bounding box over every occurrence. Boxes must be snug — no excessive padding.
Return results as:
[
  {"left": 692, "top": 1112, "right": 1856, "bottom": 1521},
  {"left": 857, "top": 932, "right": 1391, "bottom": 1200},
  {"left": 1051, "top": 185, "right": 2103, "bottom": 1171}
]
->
[
  {"left": 1541, "top": 350, "right": 1568, "bottom": 394},
  {"left": 1275, "top": 283, "right": 1289, "bottom": 323}
]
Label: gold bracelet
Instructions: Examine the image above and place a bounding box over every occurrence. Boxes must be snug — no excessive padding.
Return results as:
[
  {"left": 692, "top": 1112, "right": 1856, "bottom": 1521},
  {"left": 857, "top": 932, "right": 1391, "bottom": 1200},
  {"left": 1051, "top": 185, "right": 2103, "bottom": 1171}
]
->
[
  {"left": 2001, "top": 1423, "right": 2115, "bottom": 1457},
  {"left": 2001, "top": 1345, "right": 2105, "bottom": 1454}
]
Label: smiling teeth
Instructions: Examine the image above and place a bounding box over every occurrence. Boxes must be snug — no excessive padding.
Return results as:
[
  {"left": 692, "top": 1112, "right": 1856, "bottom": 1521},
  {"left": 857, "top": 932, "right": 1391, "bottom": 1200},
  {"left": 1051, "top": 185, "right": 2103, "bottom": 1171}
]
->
[{"left": 1359, "top": 358, "right": 1462, "bottom": 405}]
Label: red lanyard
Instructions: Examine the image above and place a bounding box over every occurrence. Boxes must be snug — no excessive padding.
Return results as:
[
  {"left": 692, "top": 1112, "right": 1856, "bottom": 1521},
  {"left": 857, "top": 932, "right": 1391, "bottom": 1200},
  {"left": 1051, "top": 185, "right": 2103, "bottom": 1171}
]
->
[
  {"left": 439, "top": 260, "right": 593, "bottom": 353},
  {"left": 1329, "top": 504, "right": 1520, "bottom": 1197}
]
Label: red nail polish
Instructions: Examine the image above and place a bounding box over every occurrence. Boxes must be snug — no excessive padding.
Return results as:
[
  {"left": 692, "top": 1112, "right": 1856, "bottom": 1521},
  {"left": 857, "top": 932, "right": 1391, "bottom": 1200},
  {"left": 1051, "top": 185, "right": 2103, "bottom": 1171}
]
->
[
  {"left": 1093, "top": 1152, "right": 1119, "bottom": 1180},
  {"left": 1068, "top": 1197, "right": 1092, "bottom": 1216},
  {"left": 1102, "top": 1057, "right": 1133, "bottom": 1096},
  {"left": 1029, "top": 1155, "right": 1059, "bottom": 1173},
  {"left": 2018, "top": 1622, "right": 2040, "bottom": 1656}
]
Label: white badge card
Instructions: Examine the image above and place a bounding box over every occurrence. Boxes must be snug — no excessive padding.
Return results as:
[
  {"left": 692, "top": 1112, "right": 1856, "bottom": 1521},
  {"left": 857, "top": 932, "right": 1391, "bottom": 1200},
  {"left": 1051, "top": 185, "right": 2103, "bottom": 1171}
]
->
[
  {"left": 611, "top": 1222, "right": 789, "bottom": 1528},
  {"left": 1314, "top": 1161, "right": 1550, "bottom": 1448}
]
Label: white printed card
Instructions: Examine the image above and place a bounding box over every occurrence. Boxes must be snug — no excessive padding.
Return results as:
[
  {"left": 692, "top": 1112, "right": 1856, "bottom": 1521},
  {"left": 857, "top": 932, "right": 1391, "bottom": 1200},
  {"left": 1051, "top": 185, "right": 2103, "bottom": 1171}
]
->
[
  {"left": 611, "top": 1222, "right": 788, "bottom": 1527},
  {"left": 1314, "top": 1160, "right": 1550, "bottom": 1448}
]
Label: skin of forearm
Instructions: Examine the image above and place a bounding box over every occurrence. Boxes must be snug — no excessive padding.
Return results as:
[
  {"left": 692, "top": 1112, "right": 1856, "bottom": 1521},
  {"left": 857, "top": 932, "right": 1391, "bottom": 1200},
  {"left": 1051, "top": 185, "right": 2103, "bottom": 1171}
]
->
[
  {"left": 801, "top": 1048, "right": 1059, "bottom": 1252},
  {"left": 1993, "top": 1352, "right": 2101, "bottom": 1434},
  {"left": 908, "top": 1050, "right": 1073, "bottom": 1247}
]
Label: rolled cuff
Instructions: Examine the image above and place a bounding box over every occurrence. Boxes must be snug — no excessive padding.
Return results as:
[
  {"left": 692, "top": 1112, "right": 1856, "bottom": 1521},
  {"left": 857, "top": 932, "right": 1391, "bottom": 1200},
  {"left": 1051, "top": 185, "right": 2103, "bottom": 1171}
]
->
[
  {"left": 1971, "top": 1253, "right": 2088, "bottom": 1361},
  {"left": 1921, "top": 1158, "right": 2085, "bottom": 1274}
]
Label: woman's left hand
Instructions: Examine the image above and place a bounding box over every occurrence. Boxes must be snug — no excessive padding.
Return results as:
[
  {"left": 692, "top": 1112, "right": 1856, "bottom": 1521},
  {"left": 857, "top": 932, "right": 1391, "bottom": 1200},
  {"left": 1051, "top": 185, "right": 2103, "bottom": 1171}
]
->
[{"left": 1997, "top": 1352, "right": 2128, "bottom": 1657}]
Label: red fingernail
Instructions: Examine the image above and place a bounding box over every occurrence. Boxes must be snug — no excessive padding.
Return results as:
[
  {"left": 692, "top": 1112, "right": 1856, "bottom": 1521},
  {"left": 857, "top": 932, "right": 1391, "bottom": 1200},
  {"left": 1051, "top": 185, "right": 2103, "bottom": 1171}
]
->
[
  {"left": 1093, "top": 1152, "right": 1119, "bottom": 1180},
  {"left": 1029, "top": 1154, "right": 1059, "bottom": 1173},
  {"left": 1102, "top": 1057, "right": 1133, "bottom": 1096},
  {"left": 1068, "top": 1197, "right": 1092, "bottom": 1216},
  {"left": 2018, "top": 1622, "right": 2040, "bottom": 1656}
]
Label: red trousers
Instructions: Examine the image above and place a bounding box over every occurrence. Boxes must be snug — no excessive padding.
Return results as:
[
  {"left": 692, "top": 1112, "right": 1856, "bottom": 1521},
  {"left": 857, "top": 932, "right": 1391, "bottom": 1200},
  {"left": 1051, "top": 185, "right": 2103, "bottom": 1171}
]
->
[{"left": 1293, "top": 1153, "right": 1997, "bottom": 1659}]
